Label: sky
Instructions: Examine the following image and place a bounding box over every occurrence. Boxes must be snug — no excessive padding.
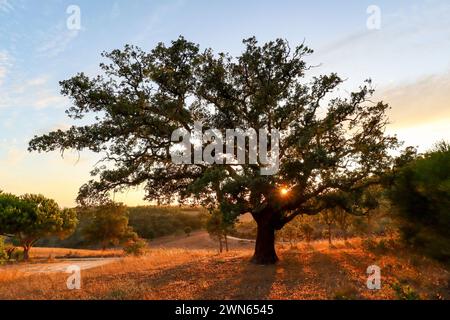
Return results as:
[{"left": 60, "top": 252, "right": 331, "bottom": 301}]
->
[{"left": 0, "top": 0, "right": 449, "bottom": 207}]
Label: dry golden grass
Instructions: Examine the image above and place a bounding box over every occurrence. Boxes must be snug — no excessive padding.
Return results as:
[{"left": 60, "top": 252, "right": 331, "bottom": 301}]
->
[
  {"left": 28, "top": 247, "right": 122, "bottom": 260},
  {"left": 0, "top": 235, "right": 448, "bottom": 300}
]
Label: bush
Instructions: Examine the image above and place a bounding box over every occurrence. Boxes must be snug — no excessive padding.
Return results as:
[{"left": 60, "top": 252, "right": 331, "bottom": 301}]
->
[
  {"left": 0, "top": 237, "right": 17, "bottom": 263},
  {"left": 391, "top": 282, "right": 420, "bottom": 300},
  {"left": 389, "top": 143, "right": 450, "bottom": 261},
  {"left": 0, "top": 236, "right": 6, "bottom": 262},
  {"left": 123, "top": 239, "right": 147, "bottom": 256},
  {"left": 362, "top": 238, "right": 377, "bottom": 251},
  {"left": 362, "top": 238, "right": 391, "bottom": 255},
  {"left": 10, "top": 248, "right": 24, "bottom": 261}
]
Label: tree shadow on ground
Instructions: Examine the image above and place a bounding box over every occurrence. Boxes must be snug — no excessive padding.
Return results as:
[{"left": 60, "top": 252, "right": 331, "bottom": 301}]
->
[{"left": 194, "top": 255, "right": 279, "bottom": 299}]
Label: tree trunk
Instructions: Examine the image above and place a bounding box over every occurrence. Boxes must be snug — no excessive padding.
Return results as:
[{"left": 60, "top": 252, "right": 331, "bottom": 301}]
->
[
  {"left": 251, "top": 220, "right": 278, "bottom": 264},
  {"left": 328, "top": 224, "right": 332, "bottom": 246},
  {"left": 224, "top": 234, "right": 229, "bottom": 252},
  {"left": 218, "top": 235, "right": 223, "bottom": 253},
  {"left": 23, "top": 246, "right": 30, "bottom": 261}
]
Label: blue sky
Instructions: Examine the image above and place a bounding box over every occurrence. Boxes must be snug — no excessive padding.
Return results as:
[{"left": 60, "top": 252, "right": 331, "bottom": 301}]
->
[{"left": 1, "top": 0, "right": 450, "bottom": 206}]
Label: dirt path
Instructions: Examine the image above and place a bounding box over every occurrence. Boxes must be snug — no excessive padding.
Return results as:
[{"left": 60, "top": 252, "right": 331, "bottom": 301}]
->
[
  {"left": 150, "top": 231, "right": 255, "bottom": 250},
  {"left": 1, "top": 258, "right": 121, "bottom": 274}
]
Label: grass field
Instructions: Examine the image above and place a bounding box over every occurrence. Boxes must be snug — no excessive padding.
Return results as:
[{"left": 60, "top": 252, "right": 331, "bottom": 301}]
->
[
  {"left": 0, "top": 232, "right": 448, "bottom": 300},
  {"left": 28, "top": 247, "right": 122, "bottom": 260}
]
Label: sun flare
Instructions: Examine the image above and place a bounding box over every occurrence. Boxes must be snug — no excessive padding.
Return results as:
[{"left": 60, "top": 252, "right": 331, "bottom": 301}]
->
[{"left": 280, "top": 187, "right": 289, "bottom": 196}]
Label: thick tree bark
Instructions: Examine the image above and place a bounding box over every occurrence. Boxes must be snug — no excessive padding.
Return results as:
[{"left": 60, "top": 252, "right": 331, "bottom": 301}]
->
[{"left": 251, "top": 220, "right": 278, "bottom": 264}]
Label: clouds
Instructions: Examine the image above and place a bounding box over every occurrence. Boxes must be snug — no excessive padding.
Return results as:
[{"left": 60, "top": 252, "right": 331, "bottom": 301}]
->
[
  {"left": 0, "top": 71, "right": 66, "bottom": 110},
  {"left": 0, "top": 50, "right": 12, "bottom": 86},
  {"left": 310, "top": 1, "right": 450, "bottom": 86},
  {"left": 379, "top": 72, "right": 450, "bottom": 129},
  {"left": 0, "top": 0, "right": 13, "bottom": 14},
  {"left": 376, "top": 71, "right": 450, "bottom": 152},
  {"left": 110, "top": 1, "right": 120, "bottom": 19},
  {"left": 36, "top": 25, "right": 80, "bottom": 58},
  {"left": 0, "top": 138, "right": 26, "bottom": 166},
  {"left": 33, "top": 93, "right": 66, "bottom": 110},
  {"left": 27, "top": 75, "right": 49, "bottom": 86}
]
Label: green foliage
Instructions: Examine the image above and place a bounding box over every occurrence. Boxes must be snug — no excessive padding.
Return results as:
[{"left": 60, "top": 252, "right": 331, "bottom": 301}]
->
[
  {"left": 0, "top": 193, "right": 78, "bottom": 259},
  {"left": 37, "top": 206, "right": 208, "bottom": 248},
  {"left": 0, "top": 193, "right": 36, "bottom": 236},
  {"left": 28, "top": 36, "right": 399, "bottom": 264},
  {"left": 389, "top": 142, "right": 450, "bottom": 261},
  {"left": 0, "top": 236, "right": 6, "bottom": 262},
  {"left": 128, "top": 206, "right": 208, "bottom": 239},
  {"left": 207, "top": 210, "right": 235, "bottom": 252},
  {"left": 20, "top": 194, "right": 78, "bottom": 240},
  {"left": 207, "top": 210, "right": 234, "bottom": 239},
  {"left": 82, "top": 202, "right": 137, "bottom": 249},
  {"left": 10, "top": 249, "right": 24, "bottom": 261}
]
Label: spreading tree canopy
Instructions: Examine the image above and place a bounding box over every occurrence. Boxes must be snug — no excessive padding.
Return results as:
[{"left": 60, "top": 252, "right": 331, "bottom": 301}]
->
[
  {"left": 29, "top": 37, "right": 399, "bottom": 264},
  {"left": 0, "top": 193, "right": 78, "bottom": 260}
]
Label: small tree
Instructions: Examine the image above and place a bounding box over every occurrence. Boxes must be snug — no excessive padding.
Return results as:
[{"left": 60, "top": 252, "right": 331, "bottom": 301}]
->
[
  {"left": 0, "top": 193, "right": 78, "bottom": 260},
  {"left": 320, "top": 209, "right": 336, "bottom": 246},
  {"left": 300, "top": 223, "right": 314, "bottom": 243},
  {"left": 334, "top": 208, "right": 351, "bottom": 240},
  {"left": 206, "top": 210, "right": 234, "bottom": 253},
  {"left": 207, "top": 211, "right": 224, "bottom": 253},
  {"left": 83, "top": 202, "right": 137, "bottom": 250}
]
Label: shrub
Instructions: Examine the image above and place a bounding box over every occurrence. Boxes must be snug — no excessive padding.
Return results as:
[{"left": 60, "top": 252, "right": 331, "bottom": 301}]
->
[
  {"left": 0, "top": 236, "right": 6, "bottom": 262},
  {"left": 389, "top": 142, "right": 450, "bottom": 261},
  {"left": 0, "top": 237, "right": 17, "bottom": 263},
  {"left": 123, "top": 239, "right": 147, "bottom": 256},
  {"left": 184, "top": 226, "right": 192, "bottom": 236},
  {"left": 391, "top": 282, "right": 421, "bottom": 300},
  {"left": 363, "top": 238, "right": 390, "bottom": 255},
  {"left": 10, "top": 248, "right": 24, "bottom": 261},
  {"left": 362, "top": 238, "right": 377, "bottom": 251}
]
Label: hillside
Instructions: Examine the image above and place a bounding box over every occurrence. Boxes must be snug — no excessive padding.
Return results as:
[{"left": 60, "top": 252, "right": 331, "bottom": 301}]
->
[{"left": 0, "top": 232, "right": 448, "bottom": 300}]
